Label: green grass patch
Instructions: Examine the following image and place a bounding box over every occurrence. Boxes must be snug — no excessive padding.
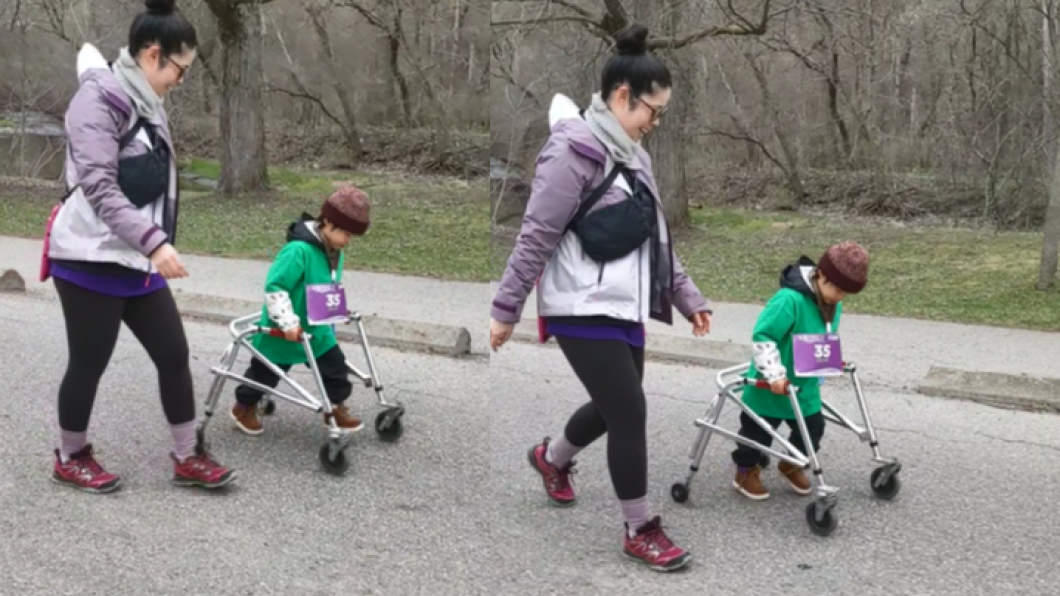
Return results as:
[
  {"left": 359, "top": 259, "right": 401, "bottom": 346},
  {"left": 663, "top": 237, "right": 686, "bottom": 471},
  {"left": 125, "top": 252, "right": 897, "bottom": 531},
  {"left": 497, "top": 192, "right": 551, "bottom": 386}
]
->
[
  {"left": 178, "top": 157, "right": 393, "bottom": 195},
  {"left": 1, "top": 174, "right": 489, "bottom": 281},
  {"left": 491, "top": 206, "right": 1060, "bottom": 331}
]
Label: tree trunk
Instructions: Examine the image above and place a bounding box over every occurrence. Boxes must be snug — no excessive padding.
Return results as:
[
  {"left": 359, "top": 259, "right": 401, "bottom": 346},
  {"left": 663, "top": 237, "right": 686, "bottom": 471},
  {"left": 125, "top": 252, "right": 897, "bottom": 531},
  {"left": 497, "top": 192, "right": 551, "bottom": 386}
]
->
[
  {"left": 639, "top": 0, "right": 689, "bottom": 227},
  {"left": 206, "top": 0, "right": 269, "bottom": 194},
  {"left": 305, "top": 4, "right": 362, "bottom": 168},
  {"left": 389, "top": 30, "right": 412, "bottom": 126},
  {"left": 334, "top": 82, "right": 363, "bottom": 167},
  {"left": 827, "top": 50, "right": 851, "bottom": 162},
  {"left": 1040, "top": 177, "right": 1060, "bottom": 290},
  {"left": 1039, "top": 1, "right": 1060, "bottom": 290},
  {"left": 748, "top": 53, "right": 806, "bottom": 204}
]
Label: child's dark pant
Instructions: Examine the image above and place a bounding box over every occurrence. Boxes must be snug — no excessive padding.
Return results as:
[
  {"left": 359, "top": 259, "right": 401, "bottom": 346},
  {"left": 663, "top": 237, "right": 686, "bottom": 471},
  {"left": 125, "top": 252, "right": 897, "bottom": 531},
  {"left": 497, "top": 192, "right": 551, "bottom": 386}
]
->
[
  {"left": 731, "top": 411, "right": 826, "bottom": 468},
  {"left": 235, "top": 345, "right": 352, "bottom": 406}
]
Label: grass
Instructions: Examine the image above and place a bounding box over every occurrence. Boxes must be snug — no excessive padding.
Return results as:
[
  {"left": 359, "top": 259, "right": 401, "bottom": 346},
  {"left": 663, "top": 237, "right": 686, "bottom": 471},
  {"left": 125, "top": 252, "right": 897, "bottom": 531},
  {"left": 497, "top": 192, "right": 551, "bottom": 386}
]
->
[
  {"left": 1, "top": 160, "right": 490, "bottom": 281},
  {"left": 490, "top": 206, "right": 1060, "bottom": 331}
]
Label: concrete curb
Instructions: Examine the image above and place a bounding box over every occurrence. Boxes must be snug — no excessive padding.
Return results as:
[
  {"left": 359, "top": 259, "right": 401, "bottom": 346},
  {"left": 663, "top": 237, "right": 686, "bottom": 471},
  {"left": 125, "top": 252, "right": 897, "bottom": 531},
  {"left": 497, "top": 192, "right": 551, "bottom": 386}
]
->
[
  {"left": 510, "top": 322, "right": 750, "bottom": 370},
  {"left": 175, "top": 291, "right": 472, "bottom": 357},
  {"left": 917, "top": 365, "right": 1060, "bottom": 413},
  {"left": 10, "top": 274, "right": 472, "bottom": 356}
]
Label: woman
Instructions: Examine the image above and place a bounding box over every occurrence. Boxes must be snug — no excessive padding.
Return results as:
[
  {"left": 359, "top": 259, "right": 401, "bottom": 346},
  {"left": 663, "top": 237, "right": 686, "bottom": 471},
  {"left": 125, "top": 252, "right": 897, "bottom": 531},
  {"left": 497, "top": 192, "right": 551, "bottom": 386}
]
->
[
  {"left": 43, "top": 0, "right": 235, "bottom": 493},
  {"left": 489, "top": 25, "right": 712, "bottom": 572}
]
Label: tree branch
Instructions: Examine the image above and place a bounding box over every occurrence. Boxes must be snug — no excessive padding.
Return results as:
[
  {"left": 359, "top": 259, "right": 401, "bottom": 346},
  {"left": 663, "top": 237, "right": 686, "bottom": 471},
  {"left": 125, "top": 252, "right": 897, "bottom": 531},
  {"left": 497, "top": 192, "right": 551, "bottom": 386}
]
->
[
  {"left": 491, "top": 15, "right": 602, "bottom": 28},
  {"left": 702, "top": 124, "right": 786, "bottom": 173},
  {"left": 265, "top": 83, "right": 345, "bottom": 132},
  {"left": 646, "top": 0, "right": 788, "bottom": 49}
]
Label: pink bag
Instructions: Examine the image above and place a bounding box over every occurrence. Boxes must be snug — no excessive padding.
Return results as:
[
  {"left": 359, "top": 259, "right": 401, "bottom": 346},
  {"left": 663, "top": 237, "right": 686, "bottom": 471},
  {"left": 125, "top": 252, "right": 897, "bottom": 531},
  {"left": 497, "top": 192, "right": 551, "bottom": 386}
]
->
[
  {"left": 40, "top": 203, "right": 61, "bottom": 282},
  {"left": 535, "top": 277, "right": 551, "bottom": 344}
]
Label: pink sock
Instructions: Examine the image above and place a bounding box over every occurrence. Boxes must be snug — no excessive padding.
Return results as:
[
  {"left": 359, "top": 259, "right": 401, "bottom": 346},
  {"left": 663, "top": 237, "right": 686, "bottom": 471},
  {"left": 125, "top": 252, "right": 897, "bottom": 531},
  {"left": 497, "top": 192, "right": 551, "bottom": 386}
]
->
[
  {"left": 620, "top": 497, "right": 652, "bottom": 537},
  {"left": 170, "top": 420, "right": 198, "bottom": 462},
  {"left": 60, "top": 430, "right": 88, "bottom": 462},
  {"left": 545, "top": 435, "right": 582, "bottom": 468}
]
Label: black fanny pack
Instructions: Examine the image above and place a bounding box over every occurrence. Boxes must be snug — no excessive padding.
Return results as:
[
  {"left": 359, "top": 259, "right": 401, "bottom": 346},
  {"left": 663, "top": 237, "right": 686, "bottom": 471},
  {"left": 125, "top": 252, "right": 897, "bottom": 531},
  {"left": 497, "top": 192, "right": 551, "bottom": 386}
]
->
[{"left": 566, "top": 164, "right": 655, "bottom": 263}]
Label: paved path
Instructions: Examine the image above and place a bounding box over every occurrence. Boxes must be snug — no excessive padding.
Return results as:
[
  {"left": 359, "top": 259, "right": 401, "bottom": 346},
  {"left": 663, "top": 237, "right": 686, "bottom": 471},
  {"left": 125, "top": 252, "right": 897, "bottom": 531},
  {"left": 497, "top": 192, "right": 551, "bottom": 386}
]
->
[
  {"left": 0, "top": 293, "right": 488, "bottom": 596},
  {"left": 0, "top": 236, "right": 490, "bottom": 354},
  {"left": 490, "top": 341, "right": 1060, "bottom": 596},
  {"left": 491, "top": 282, "right": 1060, "bottom": 390}
]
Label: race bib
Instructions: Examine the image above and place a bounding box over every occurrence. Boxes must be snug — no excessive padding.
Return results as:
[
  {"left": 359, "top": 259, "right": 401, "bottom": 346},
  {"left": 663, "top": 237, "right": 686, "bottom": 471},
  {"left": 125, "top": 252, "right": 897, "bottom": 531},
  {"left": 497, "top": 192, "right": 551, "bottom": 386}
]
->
[
  {"left": 792, "top": 333, "right": 843, "bottom": 378},
  {"left": 306, "top": 283, "right": 349, "bottom": 326}
]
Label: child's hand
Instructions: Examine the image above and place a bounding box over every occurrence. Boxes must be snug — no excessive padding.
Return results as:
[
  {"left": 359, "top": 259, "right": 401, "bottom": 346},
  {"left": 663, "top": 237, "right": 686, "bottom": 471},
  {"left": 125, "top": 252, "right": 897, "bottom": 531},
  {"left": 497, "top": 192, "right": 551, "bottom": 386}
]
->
[
  {"left": 770, "top": 379, "right": 790, "bottom": 395},
  {"left": 284, "top": 326, "right": 303, "bottom": 342}
]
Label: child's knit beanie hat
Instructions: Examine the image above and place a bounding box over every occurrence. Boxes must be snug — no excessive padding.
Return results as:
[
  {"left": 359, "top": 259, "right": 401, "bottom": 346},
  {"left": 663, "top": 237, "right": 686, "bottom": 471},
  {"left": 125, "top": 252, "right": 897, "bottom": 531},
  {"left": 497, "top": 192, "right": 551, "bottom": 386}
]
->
[
  {"left": 818, "top": 240, "right": 869, "bottom": 294},
  {"left": 321, "top": 186, "right": 371, "bottom": 235}
]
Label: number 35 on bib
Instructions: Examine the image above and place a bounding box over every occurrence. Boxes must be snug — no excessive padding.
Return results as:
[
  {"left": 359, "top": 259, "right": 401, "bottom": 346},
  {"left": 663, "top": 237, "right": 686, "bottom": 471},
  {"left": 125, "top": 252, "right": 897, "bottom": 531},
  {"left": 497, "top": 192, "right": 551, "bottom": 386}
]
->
[{"left": 792, "top": 333, "right": 843, "bottom": 378}]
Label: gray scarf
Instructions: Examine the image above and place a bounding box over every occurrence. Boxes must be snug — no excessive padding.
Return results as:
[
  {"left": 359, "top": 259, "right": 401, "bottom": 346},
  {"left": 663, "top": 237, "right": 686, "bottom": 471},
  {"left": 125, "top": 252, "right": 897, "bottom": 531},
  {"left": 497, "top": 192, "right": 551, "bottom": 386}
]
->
[
  {"left": 583, "top": 92, "right": 639, "bottom": 167},
  {"left": 112, "top": 47, "right": 163, "bottom": 120}
]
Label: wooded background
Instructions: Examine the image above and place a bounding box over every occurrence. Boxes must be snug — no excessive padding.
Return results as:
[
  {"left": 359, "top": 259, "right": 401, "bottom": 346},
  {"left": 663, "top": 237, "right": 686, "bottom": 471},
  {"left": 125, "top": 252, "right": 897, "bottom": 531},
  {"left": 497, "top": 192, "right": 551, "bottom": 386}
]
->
[
  {"left": 0, "top": 0, "right": 490, "bottom": 189},
  {"left": 491, "top": 0, "right": 1060, "bottom": 288}
]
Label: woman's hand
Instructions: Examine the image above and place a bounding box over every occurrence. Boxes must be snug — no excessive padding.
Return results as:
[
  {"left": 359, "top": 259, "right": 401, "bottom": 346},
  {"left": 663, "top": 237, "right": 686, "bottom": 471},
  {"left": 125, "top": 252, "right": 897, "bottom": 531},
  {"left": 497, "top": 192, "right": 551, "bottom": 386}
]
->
[
  {"left": 490, "top": 318, "right": 515, "bottom": 351},
  {"left": 150, "top": 244, "right": 188, "bottom": 279},
  {"left": 689, "top": 311, "right": 711, "bottom": 336}
]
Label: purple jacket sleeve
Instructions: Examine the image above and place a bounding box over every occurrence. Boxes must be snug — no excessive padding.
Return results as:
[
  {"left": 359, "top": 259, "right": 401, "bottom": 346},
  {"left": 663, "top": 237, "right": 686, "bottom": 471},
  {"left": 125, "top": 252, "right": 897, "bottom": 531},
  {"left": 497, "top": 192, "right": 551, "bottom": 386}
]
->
[
  {"left": 67, "top": 84, "right": 168, "bottom": 257},
  {"left": 490, "top": 131, "right": 587, "bottom": 324},
  {"left": 671, "top": 244, "right": 711, "bottom": 319}
]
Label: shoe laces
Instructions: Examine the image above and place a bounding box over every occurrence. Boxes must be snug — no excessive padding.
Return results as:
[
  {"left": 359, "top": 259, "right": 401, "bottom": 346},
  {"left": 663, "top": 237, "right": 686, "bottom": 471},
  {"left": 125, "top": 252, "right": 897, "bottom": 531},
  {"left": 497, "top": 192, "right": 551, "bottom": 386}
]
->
[
  {"left": 185, "top": 451, "right": 223, "bottom": 473},
  {"left": 67, "top": 449, "right": 105, "bottom": 472},
  {"left": 636, "top": 518, "right": 675, "bottom": 551},
  {"left": 547, "top": 460, "right": 577, "bottom": 491}
]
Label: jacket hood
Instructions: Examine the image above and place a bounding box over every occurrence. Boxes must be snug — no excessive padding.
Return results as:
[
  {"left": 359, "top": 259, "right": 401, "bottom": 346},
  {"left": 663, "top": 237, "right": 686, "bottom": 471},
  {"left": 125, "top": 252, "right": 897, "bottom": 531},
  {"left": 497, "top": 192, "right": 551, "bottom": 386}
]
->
[
  {"left": 286, "top": 213, "right": 328, "bottom": 253},
  {"left": 780, "top": 256, "right": 817, "bottom": 298},
  {"left": 75, "top": 44, "right": 138, "bottom": 119}
]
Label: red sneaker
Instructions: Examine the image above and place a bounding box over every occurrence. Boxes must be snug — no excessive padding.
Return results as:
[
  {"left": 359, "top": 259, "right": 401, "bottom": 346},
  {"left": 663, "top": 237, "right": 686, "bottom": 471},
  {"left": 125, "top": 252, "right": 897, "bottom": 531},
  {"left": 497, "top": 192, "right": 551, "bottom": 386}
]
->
[
  {"left": 527, "top": 437, "right": 576, "bottom": 507},
  {"left": 623, "top": 516, "right": 692, "bottom": 572},
  {"left": 171, "top": 447, "right": 236, "bottom": 489},
  {"left": 52, "top": 445, "right": 121, "bottom": 494}
]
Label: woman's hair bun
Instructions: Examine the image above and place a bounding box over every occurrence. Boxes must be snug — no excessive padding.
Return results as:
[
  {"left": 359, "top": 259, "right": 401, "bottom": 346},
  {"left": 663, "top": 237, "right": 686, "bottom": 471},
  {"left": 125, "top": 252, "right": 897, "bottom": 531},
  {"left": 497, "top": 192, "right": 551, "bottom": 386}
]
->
[
  {"left": 144, "top": 0, "right": 176, "bottom": 16},
  {"left": 614, "top": 24, "right": 650, "bottom": 56}
]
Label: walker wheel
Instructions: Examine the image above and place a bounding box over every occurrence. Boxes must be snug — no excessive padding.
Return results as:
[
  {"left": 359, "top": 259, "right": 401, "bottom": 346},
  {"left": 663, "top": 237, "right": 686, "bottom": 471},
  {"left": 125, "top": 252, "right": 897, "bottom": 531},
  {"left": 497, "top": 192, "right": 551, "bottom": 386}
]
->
[
  {"left": 805, "top": 502, "right": 838, "bottom": 537},
  {"left": 318, "top": 444, "right": 349, "bottom": 476},
  {"left": 870, "top": 466, "right": 901, "bottom": 500},
  {"left": 670, "top": 483, "right": 689, "bottom": 504},
  {"left": 374, "top": 410, "right": 404, "bottom": 443},
  {"left": 261, "top": 400, "right": 276, "bottom": 416}
]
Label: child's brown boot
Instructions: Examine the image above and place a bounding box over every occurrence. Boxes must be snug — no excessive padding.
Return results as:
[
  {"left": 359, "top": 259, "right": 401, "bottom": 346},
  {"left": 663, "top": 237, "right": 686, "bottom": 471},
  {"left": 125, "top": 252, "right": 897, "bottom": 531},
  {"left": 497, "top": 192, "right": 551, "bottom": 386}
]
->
[
  {"left": 327, "top": 404, "right": 364, "bottom": 432},
  {"left": 733, "top": 465, "right": 769, "bottom": 500},
  {"left": 778, "top": 461, "right": 813, "bottom": 495}
]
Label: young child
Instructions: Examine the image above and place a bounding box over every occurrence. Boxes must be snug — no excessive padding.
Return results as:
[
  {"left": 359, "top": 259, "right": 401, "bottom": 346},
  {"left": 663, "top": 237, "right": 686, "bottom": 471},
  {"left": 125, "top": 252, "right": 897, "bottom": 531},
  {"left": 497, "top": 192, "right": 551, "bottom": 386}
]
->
[
  {"left": 230, "top": 186, "right": 371, "bottom": 435},
  {"left": 732, "top": 240, "right": 869, "bottom": 500}
]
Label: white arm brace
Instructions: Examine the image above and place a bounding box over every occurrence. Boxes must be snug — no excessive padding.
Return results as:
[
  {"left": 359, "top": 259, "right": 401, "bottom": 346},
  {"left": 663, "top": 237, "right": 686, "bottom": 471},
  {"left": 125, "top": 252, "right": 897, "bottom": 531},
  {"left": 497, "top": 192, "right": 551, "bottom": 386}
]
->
[
  {"left": 265, "top": 291, "right": 301, "bottom": 331},
  {"left": 752, "top": 341, "right": 787, "bottom": 382}
]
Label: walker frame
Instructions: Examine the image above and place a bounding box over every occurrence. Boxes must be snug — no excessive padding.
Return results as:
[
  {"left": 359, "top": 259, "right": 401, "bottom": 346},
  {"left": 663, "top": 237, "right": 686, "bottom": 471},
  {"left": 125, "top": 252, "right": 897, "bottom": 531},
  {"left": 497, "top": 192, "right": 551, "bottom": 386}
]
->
[
  {"left": 670, "top": 361, "right": 902, "bottom": 536},
  {"left": 196, "top": 312, "right": 406, "bottom": 476}
]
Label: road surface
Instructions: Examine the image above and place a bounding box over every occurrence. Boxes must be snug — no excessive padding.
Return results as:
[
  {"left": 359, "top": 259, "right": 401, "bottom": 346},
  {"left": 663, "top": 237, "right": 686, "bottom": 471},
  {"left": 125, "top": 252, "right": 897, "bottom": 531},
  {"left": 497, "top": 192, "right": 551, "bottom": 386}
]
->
[
  {"left": 490, "top": 341, "right": 1060, "bottom": 596},
  {"left": 0, "top": 292, "right": 488, "bottom": 596}
]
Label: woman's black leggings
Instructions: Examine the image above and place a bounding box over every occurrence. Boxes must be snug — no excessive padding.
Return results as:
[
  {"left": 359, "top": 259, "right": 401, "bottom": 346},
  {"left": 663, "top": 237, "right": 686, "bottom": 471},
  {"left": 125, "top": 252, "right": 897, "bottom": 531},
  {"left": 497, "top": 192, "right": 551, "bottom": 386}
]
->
[
  {"left": 556, "top": 336, "right": 647, "bottom": 500},
  {"left": 54, "top": 278, "right": 195, "bottom": 432}
]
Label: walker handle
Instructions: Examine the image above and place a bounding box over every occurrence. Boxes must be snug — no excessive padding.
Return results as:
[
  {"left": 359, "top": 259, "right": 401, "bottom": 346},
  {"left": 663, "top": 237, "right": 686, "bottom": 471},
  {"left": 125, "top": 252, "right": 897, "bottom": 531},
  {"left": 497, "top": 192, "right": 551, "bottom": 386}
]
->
[
  {"left": 752, "top": 379, "right": 799, "bottom": 394},
  {"left": 260, "top": 327, "right": 310, "bottom": 341}
]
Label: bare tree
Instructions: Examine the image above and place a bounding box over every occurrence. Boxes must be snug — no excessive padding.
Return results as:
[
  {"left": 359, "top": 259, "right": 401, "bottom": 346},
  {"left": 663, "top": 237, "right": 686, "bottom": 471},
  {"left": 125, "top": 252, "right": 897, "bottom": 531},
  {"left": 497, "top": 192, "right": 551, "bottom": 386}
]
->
[
  {"left": 342, "top": 0, "right": 413, "bottom": 125},
  {"left": 203, "top": 0, "right": 272, "bottom": 194},
  {"left": 492, "top": 0, "right": 781, "bottom": 226}
]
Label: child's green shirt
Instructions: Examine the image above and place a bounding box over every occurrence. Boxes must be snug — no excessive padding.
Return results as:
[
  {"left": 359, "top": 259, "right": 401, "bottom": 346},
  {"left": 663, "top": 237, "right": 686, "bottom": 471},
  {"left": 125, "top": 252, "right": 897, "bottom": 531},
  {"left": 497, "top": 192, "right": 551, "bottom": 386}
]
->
[{"left": 742, "top": 258, "right": 843, "bottom": 420}]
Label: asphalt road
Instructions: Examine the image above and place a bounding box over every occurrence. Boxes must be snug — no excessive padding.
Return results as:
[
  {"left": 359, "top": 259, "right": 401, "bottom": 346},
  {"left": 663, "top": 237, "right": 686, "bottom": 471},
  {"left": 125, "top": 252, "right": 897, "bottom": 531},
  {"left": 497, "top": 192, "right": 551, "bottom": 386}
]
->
[
  {"left": 3, "top": 288, "right": 1059, "bottom": 595},
  {"left": 0, "top": 293, "right": 488, "bottom": 596},
  {"left": 490, "top": 341, "right": 1060, "bottom": 596}
]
